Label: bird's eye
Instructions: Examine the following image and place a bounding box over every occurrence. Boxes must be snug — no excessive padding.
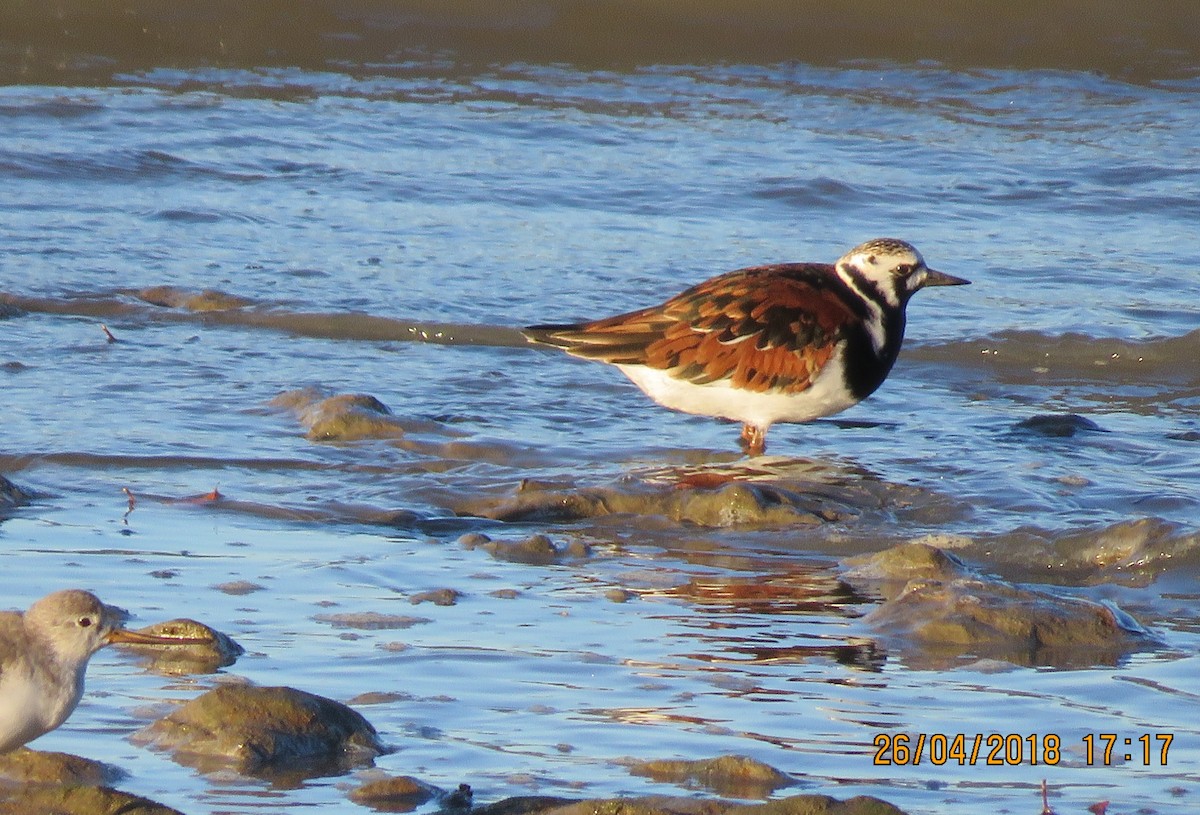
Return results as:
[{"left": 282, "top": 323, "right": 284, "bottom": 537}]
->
[
  {"left": 78, "top": 616, "right": 94, "bottom": 628},
  {"left": 895, "top": 264, "right": 913, "bottom": 276}
]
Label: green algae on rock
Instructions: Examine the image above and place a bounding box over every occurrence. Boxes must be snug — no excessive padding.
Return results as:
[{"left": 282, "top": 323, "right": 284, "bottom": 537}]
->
[{"left": 133, "top": 684, "right": 385, "bottom": 777}]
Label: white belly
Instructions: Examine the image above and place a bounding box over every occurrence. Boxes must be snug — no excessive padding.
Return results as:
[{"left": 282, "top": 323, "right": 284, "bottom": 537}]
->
[
  {"left": 615, "top": 355, "right": 860, "bottom": 430},
  {"left": 0, "top": 665, "right": 76, "bottom": 752}
]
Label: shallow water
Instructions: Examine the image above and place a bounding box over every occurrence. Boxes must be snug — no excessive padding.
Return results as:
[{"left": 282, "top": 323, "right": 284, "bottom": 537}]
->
[{"left": 2, "top": 7, "right": 1200, "bottom": 815}]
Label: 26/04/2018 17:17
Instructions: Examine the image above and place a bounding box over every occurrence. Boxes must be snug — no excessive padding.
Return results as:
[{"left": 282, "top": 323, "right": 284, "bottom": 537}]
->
[{"left": 872, "top": 733, "right": 1174, "bottom": 767}]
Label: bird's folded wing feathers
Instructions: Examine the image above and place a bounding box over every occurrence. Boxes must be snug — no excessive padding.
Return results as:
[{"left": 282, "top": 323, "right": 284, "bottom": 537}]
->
[{"left": 525, "top": 265, "right": 857, "bottom": 394}]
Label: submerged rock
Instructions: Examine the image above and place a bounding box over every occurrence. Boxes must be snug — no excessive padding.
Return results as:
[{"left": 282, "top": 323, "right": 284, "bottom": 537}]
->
[
  {"left": 841, "top": 542, "right": 970, "bottom": 595},
  {"left": 1011, "top": 413, "right": 1107, "bottom": 437},
  {"left": 462, "top": 479, "right": 840, "bottom": 529},
  {"left": 315, "top": 611, "right": 433, "bottom": 630},
  {"left": 628, "top": 755, "right": 794, "bottom": 798},
  {"left": 133, "top": 684, "right": 385, "bottom": 777},
  {"left": 0, "top": 473, "right": 31, "bottom": 512},
  {"left": 864, "top": 576, "right": 1152, "bottom": 668},
  {"left": 119, "top": 618, "right": 244, "bottom": 674},
  {"left": 271, "top": 388, "right": 407, "bottom": 441},
  {"left": 409, "top": 588, "right": 462, "bottom": 606},
  {"left": 460, "top": 532, "right": 590, "bottom": 565},
  {"left": 1052, "top": 517, "right": 1199, "bottom": 575},
  {"left": 0, "top": 784, "right": 184, "bottom": 815},
  {"left": 351, "top": 775, "right": 473, "bottom": 813},
  {"left": 847, "top": 542, "right": 1156, "bottom": 668},
  {"left": 136, "top": 285, "right": 253, "bottom": 312},
  {"left": 351, "top": 774, "right": 441, "bottom": 812}
]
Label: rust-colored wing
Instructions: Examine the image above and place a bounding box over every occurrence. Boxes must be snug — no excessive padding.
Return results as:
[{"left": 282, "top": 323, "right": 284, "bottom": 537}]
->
[{"left": 524, "top": 263, "right": 860, "bottom": 394}]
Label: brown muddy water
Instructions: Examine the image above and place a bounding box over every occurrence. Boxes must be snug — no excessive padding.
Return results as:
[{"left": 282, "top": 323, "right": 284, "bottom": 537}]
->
[{"left": 1, "top": 4, "right": 1200, "bottom": 814}]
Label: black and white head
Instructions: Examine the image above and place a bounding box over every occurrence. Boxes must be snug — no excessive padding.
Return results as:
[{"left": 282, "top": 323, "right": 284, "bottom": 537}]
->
[{"left": 836, "top": 238, "right": 969, "bottom": 308}]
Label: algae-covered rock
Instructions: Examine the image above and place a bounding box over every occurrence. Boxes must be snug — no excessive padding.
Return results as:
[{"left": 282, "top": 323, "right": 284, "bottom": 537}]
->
[
  {"left": 133, "top": 684, "right": 384, "bottom": 777},
  {"left": 628, "top": 755, "right": 794, "bottom": 798},
  {"left": 119, "top": 618, "right": 244, "bottom": 674},
  {"left": 0, "top": 747, "right": 121, "bottom": 786},
  {"left": 0, "top": 784, "right": 184, "bottom": 815}
]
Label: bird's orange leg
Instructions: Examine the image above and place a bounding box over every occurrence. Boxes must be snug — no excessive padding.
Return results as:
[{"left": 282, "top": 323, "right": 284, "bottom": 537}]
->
[{"left": 739, "top": 424, "right": 767, "bottom": 456}]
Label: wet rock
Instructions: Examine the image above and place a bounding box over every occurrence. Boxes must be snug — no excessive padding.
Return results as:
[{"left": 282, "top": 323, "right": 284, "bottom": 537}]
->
[
  {"left": 842, "top": 542, "right": 971, "bottom": 598},
  {"left": 137, "top": 285, "right": 253, "bottom": 311},
  {"left": 351, "top": 774, "right": 441, "bottom": 812},
  {"left": 0, "top": 784, "right": 184, "bottom": 815},
  {"left": 0, "top": 473, "right": 31, "bottom": 511},
  {"left": 410, "top": 588, "right": 462, "bottom": 606},
  {"left": 628, "top": 755, "right": 794, "bottom": 798},
  {"left": 212, "top": 580, "right": 266, "bottom": 595},
  {"left": 0, "top": 747, "right": 121, "bottom": 785},
  {"left": 729, "top": 796, "right": 907, "bottom": 815},
  {"left": 1052, "top": 517, "right": 1198, "bottom": 574},
  {"left": 133, "top": 684, "right": 385, "bottom": 777},
  {"left": 1012, "top": 413, "right": 1106, "bottom": 437},
  {"left": 864, "top": 576, "right": 1152, "bottom": 668},
  {"left": 470, "top": 794, "right": 907, "bottom": 815},
  {"left": 271, "top": 388, "right": 407, "bottom": 441},
  {"left": 460, "top": 532, "right": 590, "bottom": 565},
  {"left": 471, "top": 796, "right": 577, "bottom": 815},
  {"left": 463, "top": 479, "right": 835, "bottom": 528},
  {"left": 350, "top": 775, "right": 472, "bottom": 813},
  {"left": 119, "top": 618, "right": 244, "bottom": 674},
  {"left": 315, "top": 611, "right": 433, "bottom": 630}
]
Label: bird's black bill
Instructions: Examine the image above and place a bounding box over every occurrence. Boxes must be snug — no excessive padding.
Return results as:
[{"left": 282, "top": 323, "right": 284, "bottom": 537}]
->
[{"left": 922, "top": 268, "right": 971, "bottom": 287}]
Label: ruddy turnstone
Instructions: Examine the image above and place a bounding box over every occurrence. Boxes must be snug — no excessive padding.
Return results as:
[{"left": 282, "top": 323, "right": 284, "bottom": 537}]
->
[
  {"left": 0, "top": 590, "right": 204, "bottom": 753},
  {"left": 524, "top": 238, "right": 968, "bottom": 455}
]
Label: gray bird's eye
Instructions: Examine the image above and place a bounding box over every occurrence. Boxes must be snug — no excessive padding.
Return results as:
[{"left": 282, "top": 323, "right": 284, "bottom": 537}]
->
[{"left": 78, "top": 617, "right": 94, "bottom": 628}]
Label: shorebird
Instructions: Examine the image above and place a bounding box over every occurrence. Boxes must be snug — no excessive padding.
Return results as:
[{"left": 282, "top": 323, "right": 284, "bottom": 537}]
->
[
  {"left": 524, "top": 238, "right": 968, "bottom": 455},
  {"left": 0, "top": 589, "right": 201, "bottom": 753}
]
